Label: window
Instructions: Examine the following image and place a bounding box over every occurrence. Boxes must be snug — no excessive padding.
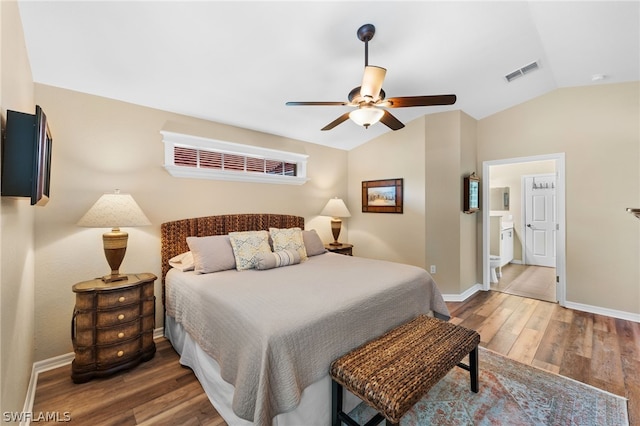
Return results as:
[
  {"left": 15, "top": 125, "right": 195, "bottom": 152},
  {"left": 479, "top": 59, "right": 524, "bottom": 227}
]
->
[{"left": 161, "top": 131, "right": 309, "bottom": 185}]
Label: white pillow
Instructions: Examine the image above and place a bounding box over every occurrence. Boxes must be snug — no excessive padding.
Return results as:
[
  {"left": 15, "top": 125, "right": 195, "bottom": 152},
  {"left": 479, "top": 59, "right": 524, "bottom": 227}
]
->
[
  {"left": 229, "top": 230, "right": 272, "bottom": 271},
  {"left": 186, "top": 235, "right": 236, "bottom": 274},
  {"left": 168, "top": 251, "right": 195, "bottom": 272},
  {"left": 255, "top": 249, "right": 301, "bottom": 270},
  {"left": 269, "top": 227, "right": 308, "bottom": 261}
]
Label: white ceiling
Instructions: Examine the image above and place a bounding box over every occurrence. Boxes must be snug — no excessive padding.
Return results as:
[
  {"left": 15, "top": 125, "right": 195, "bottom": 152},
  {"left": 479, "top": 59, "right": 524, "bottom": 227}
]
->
[{"left": 18, "top": 1, "right": 640, "bottom": 150}]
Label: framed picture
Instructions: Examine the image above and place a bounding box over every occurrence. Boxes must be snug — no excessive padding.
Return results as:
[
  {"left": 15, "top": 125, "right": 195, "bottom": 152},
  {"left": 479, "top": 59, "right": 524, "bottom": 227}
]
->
[
  {"left": 362, "top": 178, "right": 403, "bottom": 213},
  {"left": 463, "top": 173, "right": 480, "bottom": 214}
]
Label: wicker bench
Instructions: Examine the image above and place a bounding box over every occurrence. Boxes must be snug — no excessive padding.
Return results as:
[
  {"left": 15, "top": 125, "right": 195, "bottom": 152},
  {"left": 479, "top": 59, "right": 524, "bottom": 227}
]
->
[{"left": 330, "top": 315, "right": 480, "bottom": 426}]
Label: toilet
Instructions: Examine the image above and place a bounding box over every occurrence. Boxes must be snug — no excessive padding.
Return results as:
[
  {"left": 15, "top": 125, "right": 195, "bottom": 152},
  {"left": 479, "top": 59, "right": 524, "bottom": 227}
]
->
[{"left": 490, "top": 255, "right": 501, "bottom": 283}]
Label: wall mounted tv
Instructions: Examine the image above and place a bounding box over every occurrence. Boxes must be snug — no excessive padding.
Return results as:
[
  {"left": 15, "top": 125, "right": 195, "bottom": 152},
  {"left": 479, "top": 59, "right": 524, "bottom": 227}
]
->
[{"left": 1, "top": 105, "right": 52, "bottom": 206}]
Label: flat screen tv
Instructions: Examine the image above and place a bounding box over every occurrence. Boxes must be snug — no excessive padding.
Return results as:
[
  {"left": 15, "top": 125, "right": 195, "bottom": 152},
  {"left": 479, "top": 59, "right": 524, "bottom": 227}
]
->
[{"left": 1, "top": 105, "right": 52, "bottom": 206}]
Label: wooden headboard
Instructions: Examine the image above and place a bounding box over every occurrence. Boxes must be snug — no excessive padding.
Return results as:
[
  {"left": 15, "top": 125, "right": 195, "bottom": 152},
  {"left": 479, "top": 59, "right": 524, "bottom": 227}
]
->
[{"left": 160, "top": 213, "right": 304, "bottom": 302}]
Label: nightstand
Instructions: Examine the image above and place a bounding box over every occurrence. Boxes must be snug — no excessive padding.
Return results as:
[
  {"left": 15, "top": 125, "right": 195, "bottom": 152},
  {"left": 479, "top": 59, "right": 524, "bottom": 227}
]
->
[
  {"left": 325, "top": 243, "right": 353, "bottom": 256},
  {"left": 71, "top": 273, "right": 156, "bottom": 383}
]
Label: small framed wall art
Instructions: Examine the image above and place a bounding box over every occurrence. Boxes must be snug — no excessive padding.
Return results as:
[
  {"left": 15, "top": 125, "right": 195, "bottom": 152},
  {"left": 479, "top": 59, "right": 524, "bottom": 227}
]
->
[
  {"left": 362, "top": 178, "right": 403, "bottom": 213},
  {"left": 463, "top": 172, "right": 480, "bottom": 214}
]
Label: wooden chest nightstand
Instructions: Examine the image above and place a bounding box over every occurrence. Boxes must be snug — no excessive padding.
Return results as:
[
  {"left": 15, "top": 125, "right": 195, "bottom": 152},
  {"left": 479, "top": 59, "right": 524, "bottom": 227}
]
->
[
  {"left": 325, "top": 243, "right": 353, "bottom": 256},
  {"left": 71, "top": 273, "right": 156, "bottom": 383}
]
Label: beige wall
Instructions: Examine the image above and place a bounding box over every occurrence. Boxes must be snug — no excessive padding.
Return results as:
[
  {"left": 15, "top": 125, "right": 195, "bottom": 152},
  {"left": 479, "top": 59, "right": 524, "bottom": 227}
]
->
[
  {"left": 33, "top": 84, "right": 348, "bottom": 361},
  {"left": 347, "top": 117, "right": 427, "bottom": 267},
  {"left": 424, "top": 111, "right": 478, "bottom": 295},
  {"left": 478, "top": 82, "right": 640, "bottom": 314},
  {"left": 0, "top": 0, "right": 36, "bottom": 417},
  {"left": 348, "top": 110, "right": 480, "bottom": 296},
  {"left": 459, "top": 112, "right": 479, "bottom": 290}
]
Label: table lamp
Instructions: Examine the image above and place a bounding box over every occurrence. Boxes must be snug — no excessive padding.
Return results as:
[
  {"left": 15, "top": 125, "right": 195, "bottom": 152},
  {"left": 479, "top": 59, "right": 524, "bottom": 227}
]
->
[
  {"left": 77, "top": 190, "right": 151, "bottom": 282},
  {"left": 320, "top": 197, "right": 351, "bottom": 246}
]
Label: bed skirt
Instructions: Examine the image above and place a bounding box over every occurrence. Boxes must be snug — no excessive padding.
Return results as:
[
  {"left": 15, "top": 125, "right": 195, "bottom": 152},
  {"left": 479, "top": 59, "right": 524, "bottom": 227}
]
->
[{"left": 164, "top": 315, "right": 361, "bottom": 425}]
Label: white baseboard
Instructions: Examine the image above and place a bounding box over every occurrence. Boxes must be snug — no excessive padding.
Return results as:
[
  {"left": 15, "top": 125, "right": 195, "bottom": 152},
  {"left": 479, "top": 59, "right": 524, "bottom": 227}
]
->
[
  {"left": 21, "top": 327, "right": 166, "bottom": 426},
  {"left": 564, "top": 301, "right": 640, "bottom": 323},
  {"left": 442, "top": 283, "right": 484, "bottom": 302},
  {"left": 21, "top": 352, "right": 75, "bottom": 426},
  {"left": 154, "top": 327, "right": 165, "bottom": 340}
]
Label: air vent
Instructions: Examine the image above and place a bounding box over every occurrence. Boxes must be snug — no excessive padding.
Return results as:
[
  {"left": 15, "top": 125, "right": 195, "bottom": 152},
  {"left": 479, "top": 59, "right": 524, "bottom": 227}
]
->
[{"left": 505, "top": 61, "right": 540, "bottom": 82}]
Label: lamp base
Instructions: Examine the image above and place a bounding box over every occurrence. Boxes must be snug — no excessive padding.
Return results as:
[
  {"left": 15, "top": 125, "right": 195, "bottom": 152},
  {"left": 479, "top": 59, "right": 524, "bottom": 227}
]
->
[
  {"left": 330, "top": 218, "right": 343, "bottom": 246},
  {"left": 102, "top": 229, "right": 128, "bottom": 283},
  {"left": 101, "top": 274, "right": 128, "bottom": 283}
]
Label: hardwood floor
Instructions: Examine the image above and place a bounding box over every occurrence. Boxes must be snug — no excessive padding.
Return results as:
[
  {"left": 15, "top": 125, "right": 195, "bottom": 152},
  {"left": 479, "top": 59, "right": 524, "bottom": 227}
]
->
[
  {"left": 32, "top": 291, "right": 639, "bottom": 425},
  {"left": 32, "top": 339, "right": 226, "bottom": 425},
  {"left": 490, "top": 263, "right": 556, "bottom": 303}
]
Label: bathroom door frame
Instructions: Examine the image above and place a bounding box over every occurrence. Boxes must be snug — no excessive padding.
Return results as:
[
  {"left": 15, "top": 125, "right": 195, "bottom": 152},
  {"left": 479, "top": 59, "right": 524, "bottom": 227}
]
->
[{"left": 481, "top": 153, "right": 566, "bottom": 306}]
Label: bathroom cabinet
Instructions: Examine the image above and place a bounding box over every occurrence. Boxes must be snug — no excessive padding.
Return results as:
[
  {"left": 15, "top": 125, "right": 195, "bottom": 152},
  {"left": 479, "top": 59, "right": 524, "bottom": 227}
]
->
[
  {"left": 490, "top": 216, "right": 514, "bottom": 268},
  {"left": 500, "top": 228, "right": 514, "bottom": 266}
]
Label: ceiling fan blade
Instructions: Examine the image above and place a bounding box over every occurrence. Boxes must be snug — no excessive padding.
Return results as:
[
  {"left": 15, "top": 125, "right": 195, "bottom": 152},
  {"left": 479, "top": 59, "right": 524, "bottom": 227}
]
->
[
  {"left": 286, "top": 101, "right": 348, "bottom": 106},
  {"left": 321, "top": 112, "right": 351, "bottom": 131},
  {"left": 360, "top": 66, "right": 386, "bottom": 99},
  {"left": 384, "top": 94, "right": 457, "bottom": 108},
  {"left": 379, "top": 110, "right": 405, "bottom": 131}
]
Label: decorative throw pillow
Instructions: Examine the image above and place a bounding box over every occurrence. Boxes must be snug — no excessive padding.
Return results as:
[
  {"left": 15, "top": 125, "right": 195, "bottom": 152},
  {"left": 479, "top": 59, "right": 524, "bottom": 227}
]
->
[
  {"left": 229, "top": 230, "right": 272, "bottom": 271},
  {"left": 255, "top": 249, "right": 301, "bottom": 270},
  {"left": 269, "top": 227, "right": 308, "bottom": 261},
  {"left": 302, "top": 229, "right": 326, "bottom": 256},
  {"left": 186, "top": 235, "right": 237, "bottom": 274},
  {"left": 168, "top": 251, "right": 195, "bottom": 272}
]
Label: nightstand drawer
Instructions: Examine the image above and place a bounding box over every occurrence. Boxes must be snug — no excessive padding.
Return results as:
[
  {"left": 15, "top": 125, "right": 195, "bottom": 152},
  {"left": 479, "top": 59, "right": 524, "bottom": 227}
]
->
[
  {"left": 96, "top": 305, "right": 140, "bottom": 327},
  {"left": 97, "top": 287, "right": 140, "bottom": 308},
  {"left": 96, "top": 321, "right": 141, "bottom": 345},
  {"left": 96, "top": 338, "right": 142, "bottom": 367}
]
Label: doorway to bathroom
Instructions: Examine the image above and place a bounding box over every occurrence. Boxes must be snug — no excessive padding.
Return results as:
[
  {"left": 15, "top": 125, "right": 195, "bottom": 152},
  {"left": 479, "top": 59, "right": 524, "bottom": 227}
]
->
[{"left": 482, "top": 154, "right": 566, "bottom": 305}]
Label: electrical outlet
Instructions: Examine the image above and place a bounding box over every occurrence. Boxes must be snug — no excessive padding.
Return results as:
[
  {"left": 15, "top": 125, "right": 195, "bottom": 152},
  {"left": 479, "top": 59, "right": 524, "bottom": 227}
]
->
[{"left": 430, "top": 265, "right": 436, "bottom": 274}]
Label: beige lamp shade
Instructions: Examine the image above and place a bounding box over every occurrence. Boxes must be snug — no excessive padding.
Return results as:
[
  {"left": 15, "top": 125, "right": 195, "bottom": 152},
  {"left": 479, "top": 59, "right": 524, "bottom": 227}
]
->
[
  {"left": 320, "top": 197, "right": 351, "bottom": 246},
  {"left": 77, "top": 190, "right": 150, "bottom": 282},
  {"left": 77, "top": 191, "right": 151, "bottom": 228},
  {"left": 320, "top": 197, "right": 351, "bottom": 218}
]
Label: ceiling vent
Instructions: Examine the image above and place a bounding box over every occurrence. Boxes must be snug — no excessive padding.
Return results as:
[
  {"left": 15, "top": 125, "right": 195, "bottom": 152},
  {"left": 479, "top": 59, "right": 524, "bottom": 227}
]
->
[{"left": 505, "top": 61, "right": 540, "bottom": 83}]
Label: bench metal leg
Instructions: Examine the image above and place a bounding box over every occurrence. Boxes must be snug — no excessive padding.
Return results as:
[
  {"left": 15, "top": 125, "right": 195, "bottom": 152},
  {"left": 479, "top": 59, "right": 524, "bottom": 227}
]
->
[
  {"left": 332, "top": 380, "right": 342, "bottom": 426},
  {"left": 456, "top": 344, "right": 479, "bottom": 393},
  {"left": 332, "top": 379, "right": 388, "bottom": 426},
  {"left": 469, "top": 345, "right": 479, "bottom": 393}
]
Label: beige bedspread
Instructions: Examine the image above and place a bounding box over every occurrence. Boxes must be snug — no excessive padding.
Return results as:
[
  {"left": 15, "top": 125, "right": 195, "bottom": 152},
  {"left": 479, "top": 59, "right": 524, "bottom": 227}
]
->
[{"left": 165, "top": 253, "right": 449, "bottom": 425}]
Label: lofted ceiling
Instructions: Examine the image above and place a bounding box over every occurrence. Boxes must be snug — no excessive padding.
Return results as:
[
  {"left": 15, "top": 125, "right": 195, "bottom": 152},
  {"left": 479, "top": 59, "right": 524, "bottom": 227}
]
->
[{"left": 17, "top": 1, "right": 640, "bottom": 150}]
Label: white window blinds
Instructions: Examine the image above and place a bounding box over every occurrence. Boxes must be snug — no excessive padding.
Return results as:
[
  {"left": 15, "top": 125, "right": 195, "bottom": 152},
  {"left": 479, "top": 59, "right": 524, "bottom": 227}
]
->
[{"left": 161, "top": 131, "right": 308, "bottom": 185}]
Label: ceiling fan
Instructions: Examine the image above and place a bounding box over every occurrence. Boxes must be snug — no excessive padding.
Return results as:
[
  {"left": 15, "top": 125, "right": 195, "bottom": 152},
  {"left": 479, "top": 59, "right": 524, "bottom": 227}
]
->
[{"left": 286, "top": 24, "right": 457, "bottom": 131}]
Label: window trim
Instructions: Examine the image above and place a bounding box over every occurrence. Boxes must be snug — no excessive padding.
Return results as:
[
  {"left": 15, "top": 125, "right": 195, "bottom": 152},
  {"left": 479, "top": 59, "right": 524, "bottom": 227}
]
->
[{"left": 161, "top": 131, "right": 309, "bottom": 185}]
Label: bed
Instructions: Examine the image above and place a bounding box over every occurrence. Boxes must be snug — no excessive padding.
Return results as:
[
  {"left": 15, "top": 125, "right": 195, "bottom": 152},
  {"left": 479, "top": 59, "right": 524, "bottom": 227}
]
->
[{"left": 161, "top": 213, "right": 449, "bottom": 426}]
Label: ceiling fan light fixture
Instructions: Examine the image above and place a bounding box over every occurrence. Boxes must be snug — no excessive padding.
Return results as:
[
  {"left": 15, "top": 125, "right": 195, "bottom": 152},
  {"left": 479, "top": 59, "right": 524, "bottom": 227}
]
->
[{"left": 349, "top": 106, "right": 384, "bottom": 129}]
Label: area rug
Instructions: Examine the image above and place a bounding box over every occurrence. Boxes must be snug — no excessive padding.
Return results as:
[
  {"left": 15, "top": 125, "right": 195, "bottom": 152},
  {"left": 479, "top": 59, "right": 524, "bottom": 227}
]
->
[{"left": 348, "top": 347, "right": 629, "bottom": 425}]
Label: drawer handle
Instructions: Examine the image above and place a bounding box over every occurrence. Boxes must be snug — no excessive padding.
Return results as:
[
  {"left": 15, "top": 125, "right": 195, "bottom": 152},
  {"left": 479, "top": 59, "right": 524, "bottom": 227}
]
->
[
  {"left": 118, "top": 314, "right": 125, "bottom": 320},
  {"left": 118, "top": 332, "right": 125, "bottom": 338},
  {"left": 117, "top": 350, "right": 124, "bottom": 357},
  {"left": 71, "top": 311, "right": 78, "bottom": 344},
  {"left": 118, "top": 296, "right": 126, "bottom": 303}
]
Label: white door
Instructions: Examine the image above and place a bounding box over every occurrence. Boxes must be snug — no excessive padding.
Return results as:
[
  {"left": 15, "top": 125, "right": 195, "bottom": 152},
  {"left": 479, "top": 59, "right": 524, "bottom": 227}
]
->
[{"left": 524, "top": 175, "right": 556, "bottom": 267}]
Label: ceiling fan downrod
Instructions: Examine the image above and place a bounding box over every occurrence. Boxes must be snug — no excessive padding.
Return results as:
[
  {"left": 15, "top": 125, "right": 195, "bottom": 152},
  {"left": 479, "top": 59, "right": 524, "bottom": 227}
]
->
[{"left": 357, "top": 24, "right": 376, "bottom": 67}]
